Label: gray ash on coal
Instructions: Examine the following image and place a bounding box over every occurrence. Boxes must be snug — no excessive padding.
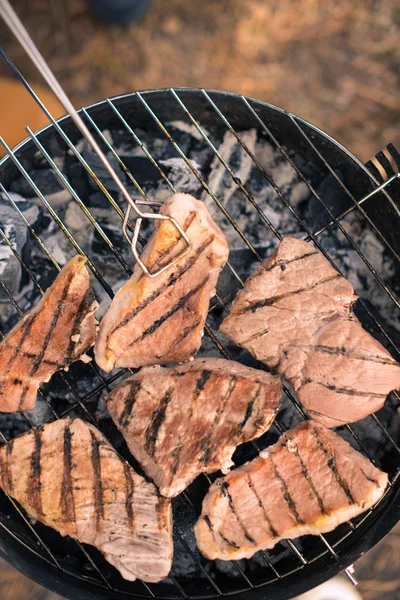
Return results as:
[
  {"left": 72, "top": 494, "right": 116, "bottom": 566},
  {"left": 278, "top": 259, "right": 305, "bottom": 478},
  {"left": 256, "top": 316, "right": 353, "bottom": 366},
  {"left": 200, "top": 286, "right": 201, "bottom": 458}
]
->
[{"left": 0, "top": 120, "right": 398, "bottom": 584}]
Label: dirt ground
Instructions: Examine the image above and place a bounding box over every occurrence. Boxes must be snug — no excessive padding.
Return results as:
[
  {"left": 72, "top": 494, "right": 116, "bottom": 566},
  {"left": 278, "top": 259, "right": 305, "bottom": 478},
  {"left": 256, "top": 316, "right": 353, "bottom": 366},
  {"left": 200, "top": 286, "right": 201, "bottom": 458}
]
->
[
  {"left": 0, "top": 1, "right": 399, "bottom": 598},
  {"left": 0, "top": 0, "right": 399, "bottom": 162}
]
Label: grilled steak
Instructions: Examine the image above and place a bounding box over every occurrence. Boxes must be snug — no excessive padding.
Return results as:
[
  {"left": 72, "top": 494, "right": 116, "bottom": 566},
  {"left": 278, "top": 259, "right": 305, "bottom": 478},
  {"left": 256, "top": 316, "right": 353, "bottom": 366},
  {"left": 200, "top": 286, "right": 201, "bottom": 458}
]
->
[
  {"left": 0, "top": 418, "right": 173, "bottom": 582},
  {"left": 195, "top": 420, "right": 388, "bottom": 560},
  {"left": 220, "top": 236, "right": 400, "bottom": 427},
  {"left": 0, "top": 256, "right": 98, "bottom": 412},
  {"left": 95, "top": 194, "right": 229, "bottom": 372},
  {"left": 105, "top": 358, "right": 282, "bottom": 497}
]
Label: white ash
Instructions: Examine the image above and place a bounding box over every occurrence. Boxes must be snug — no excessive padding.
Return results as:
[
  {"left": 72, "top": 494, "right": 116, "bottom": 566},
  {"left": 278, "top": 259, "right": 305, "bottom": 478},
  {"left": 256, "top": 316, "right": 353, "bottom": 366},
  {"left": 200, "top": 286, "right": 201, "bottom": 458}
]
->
[{"left": 169, "top": 120, "right": 211, "bottom": 141}]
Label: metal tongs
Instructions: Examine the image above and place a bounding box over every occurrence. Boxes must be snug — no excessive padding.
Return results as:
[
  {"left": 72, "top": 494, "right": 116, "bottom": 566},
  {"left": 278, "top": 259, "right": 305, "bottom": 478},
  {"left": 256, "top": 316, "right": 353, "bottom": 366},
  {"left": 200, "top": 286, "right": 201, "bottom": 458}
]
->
[{"left": 0, "top": 0, "right": 191, "bottom": 277}]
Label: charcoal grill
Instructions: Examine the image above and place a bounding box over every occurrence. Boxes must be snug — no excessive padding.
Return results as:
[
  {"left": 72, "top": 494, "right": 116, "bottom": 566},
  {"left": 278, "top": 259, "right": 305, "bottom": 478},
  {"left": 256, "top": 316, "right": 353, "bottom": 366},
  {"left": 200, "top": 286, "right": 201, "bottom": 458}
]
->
[{"left": 0, "top": 42, "right": 399, "bottom": 600}]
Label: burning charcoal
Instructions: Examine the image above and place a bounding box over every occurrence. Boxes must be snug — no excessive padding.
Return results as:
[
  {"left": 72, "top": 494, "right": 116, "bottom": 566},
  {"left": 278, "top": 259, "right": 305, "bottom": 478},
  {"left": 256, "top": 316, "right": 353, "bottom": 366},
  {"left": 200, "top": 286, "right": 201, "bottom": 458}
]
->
[
  {"left": 25, "top": 399, "right": 53, "bottom": 427},
  {"left": 303, "top": 170, "right": 352, "bottom": 231},
  {"left": 0, "top": 194, "right": 40, "bottom": 297},
  {"left": 0, "top": 413, "right": 30, "bottom": 439},
  {"left": 10, "top": 170, "right": 70, "bottom": 205},
  {"left": 63, "top": 154, "right": 92, "bottom": 200},
  {"left": 214, "top": 558, "right": 247, "bottom": 577},
  {"left": 159, "top": 157, "right": 203, "bottom": 195},
  {"left": 83, "top": 148, "right": 128, "bottom": 194}
]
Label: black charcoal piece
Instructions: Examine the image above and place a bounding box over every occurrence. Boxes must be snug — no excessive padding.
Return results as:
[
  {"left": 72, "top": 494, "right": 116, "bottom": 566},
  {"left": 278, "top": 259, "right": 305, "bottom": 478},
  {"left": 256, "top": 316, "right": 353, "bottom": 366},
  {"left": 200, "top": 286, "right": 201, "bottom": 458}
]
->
[
  {"left": 0, "top": 195, "right": 40, "bottom": 296},
  {"left": 10, "top": 170, "right": 66, "bottom": 198}
]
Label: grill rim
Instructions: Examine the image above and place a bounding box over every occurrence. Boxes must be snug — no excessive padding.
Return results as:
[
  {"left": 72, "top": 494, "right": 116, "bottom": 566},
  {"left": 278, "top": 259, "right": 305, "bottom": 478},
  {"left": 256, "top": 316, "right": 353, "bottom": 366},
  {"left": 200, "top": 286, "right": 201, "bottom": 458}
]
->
[{"left": 0, "top": 87, "right": 398, "bottom": 600}]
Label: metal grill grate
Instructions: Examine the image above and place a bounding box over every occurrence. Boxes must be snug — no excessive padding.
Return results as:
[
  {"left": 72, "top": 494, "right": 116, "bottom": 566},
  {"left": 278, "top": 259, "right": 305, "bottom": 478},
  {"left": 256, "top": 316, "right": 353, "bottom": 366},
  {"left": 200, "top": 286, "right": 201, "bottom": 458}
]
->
[{"left": 0, "top": 82, "right": 399, "bottom": 600}]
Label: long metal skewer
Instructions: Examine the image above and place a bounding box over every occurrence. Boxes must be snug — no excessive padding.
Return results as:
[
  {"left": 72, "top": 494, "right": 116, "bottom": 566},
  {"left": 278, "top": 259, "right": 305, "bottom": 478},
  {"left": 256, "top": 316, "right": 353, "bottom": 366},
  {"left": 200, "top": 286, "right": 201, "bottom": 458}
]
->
[{"left": 0, "top": 0, "right": 191, "bottom": 277}]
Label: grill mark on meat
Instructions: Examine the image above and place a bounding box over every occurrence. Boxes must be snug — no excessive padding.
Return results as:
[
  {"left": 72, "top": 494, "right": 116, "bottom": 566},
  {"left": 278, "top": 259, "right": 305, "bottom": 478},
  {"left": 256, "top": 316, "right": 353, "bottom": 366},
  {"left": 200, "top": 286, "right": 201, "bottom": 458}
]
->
[
  {"left": 169, "top": 370, "right": 214, "bottom": 481},
  {"left": 303, "top": 379, "right": 387, "bottom": 398},
  {"left": 284, "top": 437, "right": 326, "bottom": 515},
  {"left": 204, "top": 513, "right": 241, "bottom": 553},
  {"left": 220, "top": 481, "right": 257, "bottom": 545},
  {"left": 145, "top": 388, "right": 174, "bottom": 456},
  {"left": 239, "top": 273, "right": 341, "bottom": 314},
  {"left": 360, "top": 468, "right": 380, "bottom": 487},
  {"left": 127, "top": 276, "right": 210, "bottom": 348},
  {"left": 6, "top": 440, "right": 14, "bottom": 493},
  {"left": 29, "top": 271, "right": 75, "bottom": 377},
  {"left": 237, "top": 383, "right": 262, "bottom": 433},
  {"left": 110, "top": 235, "right": 215, "bottom": 336},
  {"left": 30, "top": 427, "right": 43, "bottom": 516},
  {"left": 239, "top": 328, "right": 269, "bottom": 345},
  {"left": 312, "top": 428, "right": 355, "bottom": 504},
  {"left": 262, "top": 250, "right": 319, "bottom": 273},
  {"left": 64, "top": 290, "right": 95, "bottom": 362},
  {"left": 123, "top": 462, "right": 135, "bottom": 533},
  {"left": 296, "top": 344, "right": 399, "bottom": 367},
  {"left": 269, "top": 457, "right": 304, "bottom": 525},
  {"left": 60, "top": 424, "right": 76, "bottom": 524},
  {"left": 156, "top": 497, "right": 169, "bottom": 532},
  {"left": 117, "top": 381, "right": 141, "bottom": 428},
  {"left": 196, "top": 369, "right": 213, "bottom": 393},
  {"left": 246, "top": 473, "right": 278, "bottom": 538},
  {"left": 220, "top": 533, "right": 240, "bottom": 550},
  {"left": 165, "top": 318, "right": 202, "bottom": 353},
  {"left": 148, "top": 211, "right": 197, "bottom": 271},
  {"left": 307, "top": 409, "right": 347, "bottom": 424},
  {"left": 17, "top": 384, "right": 30, "bottom": 410},
  {"left": 200, "top": 375, "right": 237, "bottom": 464},
  {"left": 20, "top": 351, "right": 64, "bottom": 369},
  {"left": 5, "top": 317, "right": 34, "bottom": 369},
  {"left": 90, "top": 432, "right": 104, "bottom": 525}
]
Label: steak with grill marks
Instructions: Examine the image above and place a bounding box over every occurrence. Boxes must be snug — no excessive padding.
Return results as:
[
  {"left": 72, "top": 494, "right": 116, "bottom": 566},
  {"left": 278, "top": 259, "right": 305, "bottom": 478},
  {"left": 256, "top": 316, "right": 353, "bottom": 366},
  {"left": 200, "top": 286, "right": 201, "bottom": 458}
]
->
[
  {"left": 220, "top": 236, "right": 400, "bottom": 427},
  {"left": 0, "top": 418, "right": 173, "bottom": 582},
  {"left": 195, "top": 420, "right": 388, "bottom": 560},
  {"left": 105, "top": 358, "right": 282, "bottom": 497},
  {"left": 0, "top": 256, "right": 98, "bottom": 412},
  {"left": 95, "top": 194, "right": 229, "bottom": 372}
]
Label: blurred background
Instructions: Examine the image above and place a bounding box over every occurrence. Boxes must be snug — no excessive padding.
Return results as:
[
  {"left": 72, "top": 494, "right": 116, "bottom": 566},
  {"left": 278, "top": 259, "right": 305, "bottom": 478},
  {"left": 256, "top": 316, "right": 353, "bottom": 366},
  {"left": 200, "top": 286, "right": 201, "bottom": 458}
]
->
[{"left": 0, "top": 0, "right": 399, "bottom": 598}]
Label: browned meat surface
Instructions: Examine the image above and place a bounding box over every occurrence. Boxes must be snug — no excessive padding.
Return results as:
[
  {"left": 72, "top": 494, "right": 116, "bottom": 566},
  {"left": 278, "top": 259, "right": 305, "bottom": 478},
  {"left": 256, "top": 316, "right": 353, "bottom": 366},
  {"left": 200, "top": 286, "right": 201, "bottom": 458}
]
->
[
  {"left": 0, "top": 256, "right": 98, "bottom": 412},
  {"left": 0, "top": 418, "right": 173, "bottom": 582},
  {"left": 195, "top": 420, "right": 388, "bottom": 560},
  {"left": 95, "top": 194, "right": 229, "bottom": 372},
  {"left": 105, "top": 358, "right": 282, "bottom": 497},
  {"left": 220, "top": 236, "right": 400, "bottom": 427}
]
